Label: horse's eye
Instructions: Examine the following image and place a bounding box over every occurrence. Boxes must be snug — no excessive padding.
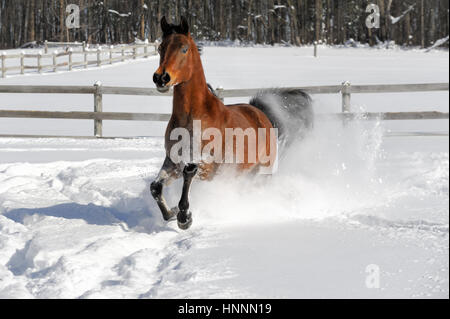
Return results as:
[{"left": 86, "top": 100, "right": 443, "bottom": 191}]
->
[{"left": 181, "top": 45, "right": 189, "bottom": 54}]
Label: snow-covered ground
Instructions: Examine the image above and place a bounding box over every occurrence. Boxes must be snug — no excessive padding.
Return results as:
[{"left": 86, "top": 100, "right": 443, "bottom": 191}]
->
[{"left": 0, "top": 46, "right": 448, "bottom": 298}]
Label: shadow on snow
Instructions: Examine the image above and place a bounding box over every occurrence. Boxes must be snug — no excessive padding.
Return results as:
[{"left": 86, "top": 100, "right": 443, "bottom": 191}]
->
[{"left": 4, "top": 187, "right": 174, "bottom": 234}]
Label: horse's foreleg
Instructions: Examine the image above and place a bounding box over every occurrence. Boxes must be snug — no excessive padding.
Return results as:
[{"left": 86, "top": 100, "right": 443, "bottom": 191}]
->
[
  {"left": 150, "top": 157, "right": 181, "bottom": 221},
  {"left": 177, "top": 163, "right": 198, "bottom": 230}
]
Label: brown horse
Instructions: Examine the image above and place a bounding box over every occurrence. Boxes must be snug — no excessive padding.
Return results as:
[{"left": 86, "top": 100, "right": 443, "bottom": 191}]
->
[{"left": 151, "top": 17, "right": 313, "bottom": 230}]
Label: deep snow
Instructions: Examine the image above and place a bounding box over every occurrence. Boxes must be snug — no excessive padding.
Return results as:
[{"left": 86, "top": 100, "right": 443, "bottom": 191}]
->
[{"left": 0, "top": 46, "right": 448, "bottom": 298}]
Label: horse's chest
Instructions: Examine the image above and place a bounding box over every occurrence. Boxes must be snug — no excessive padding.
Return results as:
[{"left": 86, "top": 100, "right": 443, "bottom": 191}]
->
[
  {"left": 165, "top": 116, "right": 215, "bottom": 152},
  {"left": 165, "top": 117, "right": 192, "bottom": 145}
]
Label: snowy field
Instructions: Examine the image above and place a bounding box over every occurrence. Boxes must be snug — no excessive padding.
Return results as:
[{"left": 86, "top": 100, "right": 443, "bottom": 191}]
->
[{"left": 0, "top": 46, "right": 448, "bottom": 298}]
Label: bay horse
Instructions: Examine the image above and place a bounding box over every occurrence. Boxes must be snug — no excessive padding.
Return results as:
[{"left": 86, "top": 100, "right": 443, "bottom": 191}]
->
[{"left": 151, "top": 17, "right": 313, "bottom": 230}]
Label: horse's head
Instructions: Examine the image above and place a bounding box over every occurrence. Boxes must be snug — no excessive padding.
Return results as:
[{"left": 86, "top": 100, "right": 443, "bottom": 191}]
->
[{"left": 153, "top": 16, "right": 196, "bottom": 93}]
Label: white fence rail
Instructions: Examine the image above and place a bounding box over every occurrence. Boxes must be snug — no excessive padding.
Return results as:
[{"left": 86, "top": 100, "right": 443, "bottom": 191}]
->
[
  {"left": 1, "top": 41, "right": 158, "bottom": 78},
  {"left": 0, "top": 82, "right": 448, "bottom": 138}
]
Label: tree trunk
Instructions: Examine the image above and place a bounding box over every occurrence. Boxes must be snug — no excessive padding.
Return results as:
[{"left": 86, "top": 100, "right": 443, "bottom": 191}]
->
[
  {"left": 287, "top": 0, "right": 299, "bottom": 45},
  {"left": 405, "top": 8, "right": 411, "bottom": 45},
  {"left": 378, "top": 0, "right": 386, "bottom": 41},
  {"left": 140, "top": 0, "right": 146, "bottom": 40},
  {"left": 247, "top": 0, "right": 254, "bottom": 42},
  {"left": 421, "top": 0, "right": 425, "bottom": 48},
  {"left": 315, "top": 0, "right": 323, "bottom": 42},
  {"left": 29, "top": 0, "right": 35, "bottom": 41},
  {"left": 386, "top": 0, "right": 393, "bottom": 42},
  {"left": 59, "top": 0, "right": 65, "bottom": 42},
  {"left": 219, "top": 0, "right": 226, "bottom": 40}
]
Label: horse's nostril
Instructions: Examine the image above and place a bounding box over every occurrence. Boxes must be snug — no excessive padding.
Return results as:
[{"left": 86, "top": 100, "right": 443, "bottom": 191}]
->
[
  {"left": 153, "top": 73, "right": 160, "bottom": 84},
  {"left": 162, "top": 72, "right": 171, "bottom": 84}
]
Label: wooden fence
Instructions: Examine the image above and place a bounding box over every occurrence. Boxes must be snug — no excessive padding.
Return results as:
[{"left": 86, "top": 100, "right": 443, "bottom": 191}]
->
[
  {"left": 1, "top": 41, "right": 158, "bottom": 78},
  {"left": 0, "top": 82, "right": 448, "bottom": 138}
]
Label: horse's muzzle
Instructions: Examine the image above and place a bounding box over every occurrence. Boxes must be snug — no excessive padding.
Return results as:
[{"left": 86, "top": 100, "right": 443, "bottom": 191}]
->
[{"left": 153, "top": 72, "right": 171, "bottom": 92}]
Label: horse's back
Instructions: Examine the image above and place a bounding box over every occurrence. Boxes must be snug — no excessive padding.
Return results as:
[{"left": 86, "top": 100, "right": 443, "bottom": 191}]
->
[{"left": 224, "top": 103, "right": 274, "bottom": 130}]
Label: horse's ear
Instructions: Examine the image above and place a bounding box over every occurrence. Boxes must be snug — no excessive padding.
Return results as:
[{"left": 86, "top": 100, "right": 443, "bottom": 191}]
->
[
  {"left": 180, "top": 16, "right": 189, "bottom": 35},
  {"left": 161, "top": 16, "right": 172, "bottom": 36}
]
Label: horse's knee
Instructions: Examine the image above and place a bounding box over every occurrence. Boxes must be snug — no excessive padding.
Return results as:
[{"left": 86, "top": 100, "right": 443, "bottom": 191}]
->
[{"left": 150, "top": 181, "right": 163, "bottom": 199}]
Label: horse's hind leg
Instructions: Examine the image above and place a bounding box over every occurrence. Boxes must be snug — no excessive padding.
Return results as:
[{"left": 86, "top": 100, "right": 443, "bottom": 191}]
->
[
  {"left": 150, "top": 157, "right": 181, "bottom": 221},
  {"left": 177, "top": 163, "right": 198, "bottom": 230}
]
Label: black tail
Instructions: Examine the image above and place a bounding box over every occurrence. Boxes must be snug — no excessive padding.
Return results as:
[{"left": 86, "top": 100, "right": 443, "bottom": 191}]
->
[{"left": 249, "top": 88, "right": 314, "bottom": 150}]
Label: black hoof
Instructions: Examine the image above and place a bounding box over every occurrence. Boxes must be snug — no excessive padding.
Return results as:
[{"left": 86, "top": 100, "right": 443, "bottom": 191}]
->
[{"left": 177, "top": 211, "right": 193, "bottom": 230}]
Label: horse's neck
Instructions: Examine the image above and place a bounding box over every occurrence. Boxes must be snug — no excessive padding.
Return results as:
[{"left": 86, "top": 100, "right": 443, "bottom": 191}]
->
[
  {"left": 172, "top": 57, "right": 220, "bottom": 121},
  {"left": 173, "top": 78, "right": 207, "bottom": 116}
]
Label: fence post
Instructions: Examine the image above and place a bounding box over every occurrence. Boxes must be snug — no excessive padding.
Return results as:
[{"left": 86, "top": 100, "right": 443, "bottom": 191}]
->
[
  {"left": 314, "top": 41, "right": 318, "bottom": 58},
  {"left": 133, "top": 45, "right": 137, "bottom": 60},
  {"left": 53, "top": 51, "right": 57, "bottom": 72},
  {"left": 109, "top": 45, "right": 113, "bottom": 64},
  {"left": 144, "top": 40, "right": 148, "bottom": 58},
  {"left": 94, "top": 81, "right": 103, "bottom": 138},
  {"left": 341, "top": 81, "right": 352, "bottom": 124},
  {"left": 37, "top": 52, "right": 42, "bottom": 74},
  {"left": 1, "top": 52, "right": 6, "bottom": 78},
  {"left": 44, "top": 40, "right": 48, "bottom": 54},
  {"left": 121, "top": 47, "right": 125, "bottom": 62},
  {"left": 216, "top": 87, "right": 224, "bottom": 102},
  {"left": 83, "top": 42, "right": 88, "bottom": 69},
  {"left": 341, "top": 81, "right": 351, "bottom": 113},
  {"left": 97, "top": 47, "right": 102, "bottom": 67},
  {"left": 83, "top": 47, "right": 88, "bottom": 69},
  {"left": 20, "top": 51, "right": 24, "bottom": 75},
  {"left": 68, "top": 48, "right": 73, "bottom": 71}
]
